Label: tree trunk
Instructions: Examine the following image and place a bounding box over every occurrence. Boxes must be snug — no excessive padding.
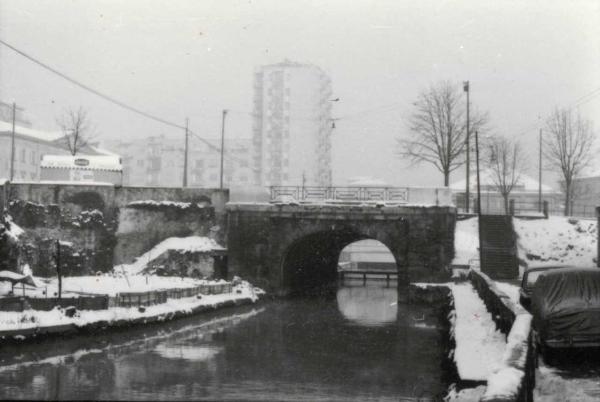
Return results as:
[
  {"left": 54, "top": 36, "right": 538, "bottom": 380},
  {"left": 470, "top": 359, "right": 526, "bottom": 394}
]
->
[
  {"left": 444, "top": 170, "right": 449, "bottom": 187},
  {"left": 503, "top": 195, "right": 510, "bottom": 216},
  {"left": 564, "top": 182, "right": 571, "bottom": 216}
]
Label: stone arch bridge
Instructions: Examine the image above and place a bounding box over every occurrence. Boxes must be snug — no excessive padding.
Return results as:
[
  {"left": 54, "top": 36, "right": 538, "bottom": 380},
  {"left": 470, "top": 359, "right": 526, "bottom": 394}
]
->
[{"left": 226, "top": 203, "right": 456, "bottom": 298}]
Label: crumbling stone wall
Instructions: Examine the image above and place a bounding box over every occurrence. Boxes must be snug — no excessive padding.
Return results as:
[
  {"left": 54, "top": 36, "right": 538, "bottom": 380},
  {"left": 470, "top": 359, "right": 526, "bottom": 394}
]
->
[
  {"left": 114, "top": 203, "right": 219, "bottom": 265},
  {"left": 7, "top": 200, "right": 117, "bottom": 277}
]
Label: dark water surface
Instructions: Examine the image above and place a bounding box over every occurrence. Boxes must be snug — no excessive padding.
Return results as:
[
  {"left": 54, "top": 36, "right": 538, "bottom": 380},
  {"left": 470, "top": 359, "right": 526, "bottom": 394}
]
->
[{"left": 0, "top": 283, "right": 449, "bottom": 401}]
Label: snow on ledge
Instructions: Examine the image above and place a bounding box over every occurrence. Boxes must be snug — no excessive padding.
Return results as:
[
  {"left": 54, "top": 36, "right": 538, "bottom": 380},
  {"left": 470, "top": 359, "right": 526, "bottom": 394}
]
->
[{"left": 115, "top": 236, "right": 225, "bottom": 275}]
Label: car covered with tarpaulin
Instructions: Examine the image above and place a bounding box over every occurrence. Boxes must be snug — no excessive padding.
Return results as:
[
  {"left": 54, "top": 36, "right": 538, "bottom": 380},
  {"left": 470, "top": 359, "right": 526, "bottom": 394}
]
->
[{"left": 531, "top": 267, "right": 600, "bottom": 348}]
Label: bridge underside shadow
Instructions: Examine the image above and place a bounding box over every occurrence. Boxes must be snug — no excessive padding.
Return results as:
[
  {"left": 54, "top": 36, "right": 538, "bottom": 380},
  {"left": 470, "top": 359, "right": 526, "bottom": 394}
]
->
[{"left": 282, "top": 229, "right": 375, "bottom": 296}]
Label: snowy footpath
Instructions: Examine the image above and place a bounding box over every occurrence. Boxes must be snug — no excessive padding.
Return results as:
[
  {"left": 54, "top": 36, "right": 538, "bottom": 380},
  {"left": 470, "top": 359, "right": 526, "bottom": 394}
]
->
[
  {"left": 450, "top": 282, "right": 506, "bottom": 382},
  {"left": 0, "top": 280, "right": 262, "bottom": 341}
]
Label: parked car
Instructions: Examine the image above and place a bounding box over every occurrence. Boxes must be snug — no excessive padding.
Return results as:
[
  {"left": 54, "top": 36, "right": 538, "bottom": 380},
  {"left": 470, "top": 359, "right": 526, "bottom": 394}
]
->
[
  {"left": 519, "top": 265, "right": 568, "bottom": 310},
  {"left": 531, "top": 267, "right": 600, "bottom": 350}
]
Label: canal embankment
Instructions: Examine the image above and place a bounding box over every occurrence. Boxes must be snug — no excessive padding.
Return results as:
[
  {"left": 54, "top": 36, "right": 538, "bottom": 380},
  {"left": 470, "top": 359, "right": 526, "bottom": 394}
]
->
[
  {"left": 0, "top": 278, "right": 263, "bottom": 343},
  {"left": 470, "top": 269, "right": 535, "bottom": 402}
]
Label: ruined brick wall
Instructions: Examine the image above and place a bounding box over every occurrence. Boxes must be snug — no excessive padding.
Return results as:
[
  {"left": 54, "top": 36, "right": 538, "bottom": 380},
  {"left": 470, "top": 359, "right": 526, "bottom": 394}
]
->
[
  {"left": 114, "top": 203, "right": 219, "bottom": 265},
  {"left": 0, "top": 182, "right": 228, "bottom": 276},
  {"left": 6, "top": 200, "right": 117, "bottom": 276}
]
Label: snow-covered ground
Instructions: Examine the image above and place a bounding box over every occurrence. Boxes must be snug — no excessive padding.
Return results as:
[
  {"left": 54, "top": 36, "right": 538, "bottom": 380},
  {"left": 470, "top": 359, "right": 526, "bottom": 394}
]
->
[
  {"left": 452, "top": 217, "right": 479, "bottom": 266},
  {"left": 114, "top": 236, "right": 225, "bottom": 275},
  {"left": 451, "top": 282, "right": 507, "bottom": 381},
  {"left": 535, "top": 363, "right": 600, "bottom": 401},
  {"left": 0, "top": 280, "right": 260, "bottom": 334},
  {"left": 1, "top": 274, "right": 227, "bottom": 298},
  {"left": 514, "top": 216, "right": 597, "bottom": 268},
  {"left": 494, "top": 281, "right": 520, "bottom": 304}
]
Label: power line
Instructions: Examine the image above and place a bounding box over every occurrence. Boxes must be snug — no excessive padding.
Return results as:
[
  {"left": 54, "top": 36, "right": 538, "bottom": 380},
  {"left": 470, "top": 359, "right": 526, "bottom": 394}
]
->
[
  {"left": 513, "top": 86, "right": 600, "bottom": 137},
  {"left": 0, "top": 38, "right": 187, "bottom": 130}
]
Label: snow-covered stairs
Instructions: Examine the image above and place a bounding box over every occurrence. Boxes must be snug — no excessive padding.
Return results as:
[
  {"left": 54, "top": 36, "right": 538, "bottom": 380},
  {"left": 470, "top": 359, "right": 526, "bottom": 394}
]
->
[{"left": 479, "top": 215, "right": 519, "bottom": 279}]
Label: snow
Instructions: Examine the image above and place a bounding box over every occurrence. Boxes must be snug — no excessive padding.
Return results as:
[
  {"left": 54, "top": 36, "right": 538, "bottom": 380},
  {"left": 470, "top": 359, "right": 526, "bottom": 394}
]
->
[
  {"left": 535, "top": 364, "right": 600, "bottom": 401},
  {"left": 0, "top": 280, "right": 260, "bottom": 334},
  {"left": 2, "top": 215, "right": 24, "bottom": 241},
  {"left": 451, "top": 282, "right": 507, "bottom": 381},
  {"left": 35, "top": 180, "right": 114, "bottom": 186},
  {"left": 346, "top": 176, "right": 389, "bottom": 186},
  {"left": 127, "top": 200, "right": 206, "bottom": 208},
  {"left": 494, "top": 281, "right": 520, "bottom": 304},
  {"left": 41, "top": 154, "right": 122, "bottom": 171},
  {"left": 484, "top": 367, "right": 524, "bottom": 399},
  {"left": 0, "top": 120, "right": 63, "bottom": 142},
  {"left": 514, "top": 216, "right": 597, "bottom": 268},
  {"left": 114, "top": 236, "right": 226, "bottom": 275},
  {"left": 444, "top": 385, "right": 486, "bottom": 401},
  {"left": 452, "top": 217, "right": 479, "bottom": 266}
]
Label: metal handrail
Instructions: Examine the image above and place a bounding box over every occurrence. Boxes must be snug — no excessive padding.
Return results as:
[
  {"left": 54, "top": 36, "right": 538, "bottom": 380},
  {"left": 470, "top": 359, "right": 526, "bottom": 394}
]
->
[{"left": 269, "top": 186, "right": 410, "bottom": 202}]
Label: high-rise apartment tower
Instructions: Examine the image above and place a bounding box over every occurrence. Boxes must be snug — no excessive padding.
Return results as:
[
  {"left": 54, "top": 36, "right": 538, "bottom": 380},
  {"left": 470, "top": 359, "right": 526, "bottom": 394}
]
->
[{"left": 252, "top": 60, "right": 333, "bottom": 187}]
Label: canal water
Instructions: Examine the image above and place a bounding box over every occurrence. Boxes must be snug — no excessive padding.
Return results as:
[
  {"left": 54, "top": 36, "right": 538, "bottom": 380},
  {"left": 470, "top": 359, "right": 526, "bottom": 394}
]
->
[{"left": 0, "top": 281, "right": 450, "bottom": 401}]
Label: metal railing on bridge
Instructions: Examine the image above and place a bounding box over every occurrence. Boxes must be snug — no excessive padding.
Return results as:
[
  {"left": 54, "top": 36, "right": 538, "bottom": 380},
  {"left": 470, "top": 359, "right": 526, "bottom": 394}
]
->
[{"left": 268, "top": 186, "right": 452, "bottom": 205}]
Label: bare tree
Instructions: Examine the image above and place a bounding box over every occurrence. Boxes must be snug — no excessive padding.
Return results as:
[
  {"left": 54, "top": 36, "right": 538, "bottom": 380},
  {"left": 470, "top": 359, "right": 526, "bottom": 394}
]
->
[
  {"left": 544, "top": 108, "right": 595, "bottom": 216},
  {"left": 486, "top": 137, "right": 527, "bottom": 215},
  {"left": 56, "top": 107, "right": 95, "bottom": 156},
  {"left": 398, "top": 81, "right": 488, "bottom": 186}
]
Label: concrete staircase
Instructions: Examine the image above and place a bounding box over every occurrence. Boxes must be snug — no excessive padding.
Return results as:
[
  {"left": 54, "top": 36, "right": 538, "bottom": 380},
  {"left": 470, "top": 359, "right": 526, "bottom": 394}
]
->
[{"left": 479, "top": 215, "right": 519, "bottom": 279}]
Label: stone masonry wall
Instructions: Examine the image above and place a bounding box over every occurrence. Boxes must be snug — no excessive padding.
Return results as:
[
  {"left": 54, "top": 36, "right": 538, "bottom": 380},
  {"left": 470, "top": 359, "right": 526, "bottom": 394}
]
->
[{"left": 0, "top": 182, "right": 228, "bottom": 276}]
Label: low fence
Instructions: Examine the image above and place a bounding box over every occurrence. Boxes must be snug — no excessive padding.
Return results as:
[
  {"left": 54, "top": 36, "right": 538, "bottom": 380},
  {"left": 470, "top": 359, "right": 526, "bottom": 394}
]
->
[
  {"left": 110, "top": 283, "right": 233, "bottom": 308},
  {"left": 269, "top": 186, "right": 452, "bottom": 205},
  {"left": 470, "top": 270, "right": 535, "bottom": 402},
  {"left": 0, "top": 283, "right": 233, "bottom": 311},
  {"left": 0, "top": 295, "right": 109, "bottom": 312}
]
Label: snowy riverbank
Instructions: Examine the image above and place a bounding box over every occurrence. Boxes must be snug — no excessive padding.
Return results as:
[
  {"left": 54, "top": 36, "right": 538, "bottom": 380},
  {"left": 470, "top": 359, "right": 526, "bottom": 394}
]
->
[{"left": 0, "top": 279, "right": 263, "bottom": 342}]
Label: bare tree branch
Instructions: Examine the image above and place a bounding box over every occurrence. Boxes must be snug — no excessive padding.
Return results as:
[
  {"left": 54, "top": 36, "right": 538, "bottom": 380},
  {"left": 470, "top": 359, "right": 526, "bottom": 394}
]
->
[
  {"left": 543, "top": 108, "right": 595, "bottom": 215},
  {"left": 397, "top": 81, "right": 489, "bottom": 186},
  {"left": 56, "top": 107, "right": 95, "bottom": 156},
  {"left": 485, "top": 136, "right": 528, "bottom": 215}
]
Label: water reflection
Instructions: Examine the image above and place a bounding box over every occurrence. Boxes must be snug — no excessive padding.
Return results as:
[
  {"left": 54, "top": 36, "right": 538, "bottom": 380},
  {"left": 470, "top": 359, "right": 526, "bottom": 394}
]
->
[
  {"left": 336, "top": 283, "right": 397, "bottom": 326},
  {"left": 154, "top": 344, "right": 223, "bottom": 362},
  {"left": 0, "top": 285, "right": 449, "bottom": 401}
]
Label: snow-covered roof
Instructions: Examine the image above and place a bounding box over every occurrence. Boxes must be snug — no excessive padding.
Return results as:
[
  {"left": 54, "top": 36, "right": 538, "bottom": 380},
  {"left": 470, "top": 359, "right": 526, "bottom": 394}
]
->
[
  {"left": 0, "top": 120, "right": 63, "bottom": 142},
  {"left": 346, "top": 176, "right": 389, "bottom": 187},
  {"left": 450, "top": 171, "right": 555, "bottom": 193},
  {"left": 40, "top": 155, "right": 122, "bottom": 171}
]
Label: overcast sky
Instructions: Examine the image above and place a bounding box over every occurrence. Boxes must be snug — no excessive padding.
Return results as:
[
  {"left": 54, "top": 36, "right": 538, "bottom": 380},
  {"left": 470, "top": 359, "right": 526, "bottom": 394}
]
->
[{"left": 1, "top": 0, "right": 599, "bottom": 187}]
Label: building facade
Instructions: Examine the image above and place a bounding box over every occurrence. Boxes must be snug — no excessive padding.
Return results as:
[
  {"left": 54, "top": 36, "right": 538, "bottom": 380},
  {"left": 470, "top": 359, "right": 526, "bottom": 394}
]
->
[
  {"left": 40, "top": 155, "right": 123, "bottom": 185},
  {"left": 104, "top": 135, "right": 253, "bottom": 188},
  {"left": 252, "top": 60, "right": 333, "bottom": 187},
  {"left": 0, "top": 120, "right": 70, "bottom": 181}
]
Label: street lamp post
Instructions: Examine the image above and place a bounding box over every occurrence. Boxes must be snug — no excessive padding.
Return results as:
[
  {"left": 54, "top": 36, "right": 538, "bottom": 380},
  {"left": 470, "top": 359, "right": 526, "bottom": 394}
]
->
[{"left": 463, "top": 81, "right": 470, "bottom": 213}]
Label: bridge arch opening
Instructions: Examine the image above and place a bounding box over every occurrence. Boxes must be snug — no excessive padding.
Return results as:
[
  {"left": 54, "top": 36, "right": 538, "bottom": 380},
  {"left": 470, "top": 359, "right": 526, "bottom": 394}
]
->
[{"left": 280, "top": 230, "right": 402, "bottom": 297}]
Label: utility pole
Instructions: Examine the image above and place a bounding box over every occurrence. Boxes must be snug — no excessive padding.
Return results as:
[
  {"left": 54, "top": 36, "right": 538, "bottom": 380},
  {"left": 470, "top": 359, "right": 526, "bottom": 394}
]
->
[
  {"left": 538, "top": 128, "right": 542, "bottom": 213},
  {"left": 463, "top": 81, "right": 470, "bottom": 213},
  {"left": 10, "top": 102, "right": 16, "bottom": 181},
  {"left": 183, "top": 118, "right": 189, "bottom": 187},
  {"left": 55, "top": 240, "right": 62, "bottom": 301},
  {"left": 301, "top": 171, "right": 306, "bottom": 199},
  {"left": 475, "top": 130, "right": 482, "bottom": 260},
  {"left": 219, "top": 109, "right": 228, "bottom": 189}
]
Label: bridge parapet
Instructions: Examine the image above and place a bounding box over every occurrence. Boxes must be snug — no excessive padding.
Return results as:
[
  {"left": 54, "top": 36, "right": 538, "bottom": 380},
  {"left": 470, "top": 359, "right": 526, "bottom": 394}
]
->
[{"left": 268, "top": 186, "right": 452, "bottom": 206}]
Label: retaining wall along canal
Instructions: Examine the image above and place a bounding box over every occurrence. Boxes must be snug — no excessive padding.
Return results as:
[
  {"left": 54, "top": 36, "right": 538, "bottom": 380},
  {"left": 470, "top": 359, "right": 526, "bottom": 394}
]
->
[{"left": 470, "top": 270, "right": 535, "bottom": 402}]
